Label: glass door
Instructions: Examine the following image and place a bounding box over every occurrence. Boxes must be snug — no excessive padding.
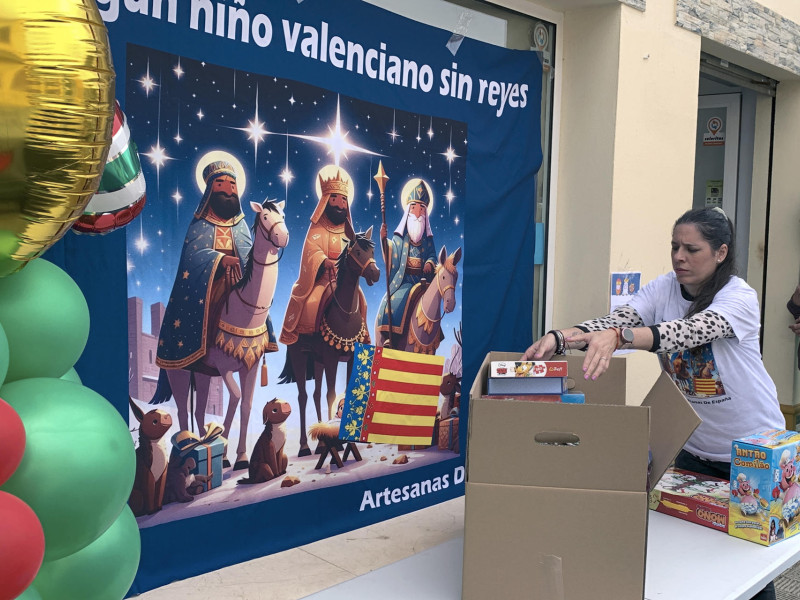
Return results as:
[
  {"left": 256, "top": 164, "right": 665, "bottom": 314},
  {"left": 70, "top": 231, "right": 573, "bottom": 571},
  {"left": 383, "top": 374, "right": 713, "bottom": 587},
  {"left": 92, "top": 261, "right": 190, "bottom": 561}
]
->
[{"left": 694, "top": 94, "right": 741, "bottom": 220}]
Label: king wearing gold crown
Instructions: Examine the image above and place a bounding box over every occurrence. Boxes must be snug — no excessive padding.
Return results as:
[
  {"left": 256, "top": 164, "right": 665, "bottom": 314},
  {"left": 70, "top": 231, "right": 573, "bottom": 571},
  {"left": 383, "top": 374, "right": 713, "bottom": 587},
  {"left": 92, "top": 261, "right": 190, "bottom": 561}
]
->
[{"left": 279, "top": 166, "right": 366, "bottom": 346}]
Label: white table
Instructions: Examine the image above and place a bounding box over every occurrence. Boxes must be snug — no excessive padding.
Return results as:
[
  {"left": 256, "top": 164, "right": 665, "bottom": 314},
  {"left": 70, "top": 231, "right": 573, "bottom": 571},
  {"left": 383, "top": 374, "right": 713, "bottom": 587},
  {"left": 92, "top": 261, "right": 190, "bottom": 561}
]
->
[{"left": 304, "top": 511, "right": 800, "bottom": 600}]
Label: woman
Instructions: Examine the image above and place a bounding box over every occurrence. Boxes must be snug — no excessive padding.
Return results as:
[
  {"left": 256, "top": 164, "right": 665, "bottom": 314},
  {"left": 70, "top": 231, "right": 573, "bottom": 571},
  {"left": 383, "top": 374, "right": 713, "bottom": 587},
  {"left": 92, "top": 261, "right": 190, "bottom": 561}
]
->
[{"left": 523, "top": 207, "right": 783, "bottom": 600}]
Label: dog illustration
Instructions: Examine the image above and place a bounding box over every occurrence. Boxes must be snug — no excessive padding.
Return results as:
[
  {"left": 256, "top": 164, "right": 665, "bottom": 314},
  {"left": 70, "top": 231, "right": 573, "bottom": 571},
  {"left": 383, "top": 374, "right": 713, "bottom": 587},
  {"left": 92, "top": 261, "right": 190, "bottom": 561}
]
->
[
  {"left": 238, "top": 398, "right": 291, "bottom": 484},
  {"left": 163, "top": 455, "right": 212, "bottom": 504},
  {"left": 128, "top": 397, "right": 172, "bottom": 516}
]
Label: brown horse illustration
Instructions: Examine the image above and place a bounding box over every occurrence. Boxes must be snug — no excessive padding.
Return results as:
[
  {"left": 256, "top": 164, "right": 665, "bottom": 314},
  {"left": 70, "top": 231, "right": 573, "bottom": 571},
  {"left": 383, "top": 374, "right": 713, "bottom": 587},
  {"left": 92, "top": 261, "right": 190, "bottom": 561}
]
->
[
  {"left": 390, "top": 246, "right": 461, "bottom": 354},
  {"left": 151, "top": 199, "right": 289, "bottom": 470},
  {"left": 279, "top": 228, "right": 380, "bottom": 456}
]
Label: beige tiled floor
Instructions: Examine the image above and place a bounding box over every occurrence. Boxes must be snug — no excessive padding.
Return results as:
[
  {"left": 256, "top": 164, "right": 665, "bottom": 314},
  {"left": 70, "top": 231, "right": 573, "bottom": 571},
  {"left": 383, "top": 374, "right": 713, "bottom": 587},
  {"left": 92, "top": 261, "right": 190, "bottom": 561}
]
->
[{"left": 131, "top": 496, "right": 466, "bottom": 600}]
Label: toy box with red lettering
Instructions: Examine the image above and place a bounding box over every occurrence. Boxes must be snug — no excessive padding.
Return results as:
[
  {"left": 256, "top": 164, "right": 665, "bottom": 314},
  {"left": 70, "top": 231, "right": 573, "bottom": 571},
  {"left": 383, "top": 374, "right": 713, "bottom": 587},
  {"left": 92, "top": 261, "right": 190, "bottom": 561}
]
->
[
  {"left": 729, "top": 429, "right": 800, "bottom": 546},
  {"left": 648, "top": 467, "right": 729, "bottom": 532}
]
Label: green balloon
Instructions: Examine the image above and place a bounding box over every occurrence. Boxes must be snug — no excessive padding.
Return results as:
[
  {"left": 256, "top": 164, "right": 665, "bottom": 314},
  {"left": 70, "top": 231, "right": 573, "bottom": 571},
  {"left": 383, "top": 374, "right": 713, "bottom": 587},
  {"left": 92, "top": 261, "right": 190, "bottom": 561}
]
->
[
  {"left": 59, "top": 367, "right": 82, "bottom": 384},
  {"left": 0, "top": 321, "right": 8, "bottom": 389},
  {"left": 0, "top": 378, "right": 135, "bottom": 560},
  {"left": 0, "top": 259, "right": 89, "bottom": 383},
  {"left": 34, "top": 506, "right": 140, "bottom": 600},
  {"left": 13, "top": 585, "right": 42, "bottom": 600}
]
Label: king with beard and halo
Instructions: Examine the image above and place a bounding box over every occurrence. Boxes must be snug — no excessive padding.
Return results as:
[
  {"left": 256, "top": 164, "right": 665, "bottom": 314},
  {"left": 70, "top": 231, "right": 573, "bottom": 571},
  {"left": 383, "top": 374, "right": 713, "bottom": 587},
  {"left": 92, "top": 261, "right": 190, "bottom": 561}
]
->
[
  {"left": 375, "top": 178, "right": 437, "bottom": 348},
  {"left": 156, "top": 160, "right": 253, "bottom": 373},
  {"left": 280, "top": 165, "right": 369, "bottom": 346}
]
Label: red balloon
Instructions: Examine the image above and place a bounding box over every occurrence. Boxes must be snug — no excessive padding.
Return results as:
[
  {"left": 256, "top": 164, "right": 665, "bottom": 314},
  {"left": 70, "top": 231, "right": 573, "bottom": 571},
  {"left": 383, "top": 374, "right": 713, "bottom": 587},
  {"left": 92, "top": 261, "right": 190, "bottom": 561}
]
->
[
  {"left": 0, "top": 491, "right": 44, "bottom": 600},
  {"left": 0, "top": 397, "right": 25, "bottom": 486}
]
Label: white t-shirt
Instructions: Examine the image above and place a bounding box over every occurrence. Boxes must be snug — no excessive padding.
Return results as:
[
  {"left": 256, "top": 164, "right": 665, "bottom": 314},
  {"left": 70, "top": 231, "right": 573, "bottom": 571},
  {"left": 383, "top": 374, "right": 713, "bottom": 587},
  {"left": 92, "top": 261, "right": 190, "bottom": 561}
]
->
[{"left": 627, "top": 272, "right": 784, "bottom": 462}]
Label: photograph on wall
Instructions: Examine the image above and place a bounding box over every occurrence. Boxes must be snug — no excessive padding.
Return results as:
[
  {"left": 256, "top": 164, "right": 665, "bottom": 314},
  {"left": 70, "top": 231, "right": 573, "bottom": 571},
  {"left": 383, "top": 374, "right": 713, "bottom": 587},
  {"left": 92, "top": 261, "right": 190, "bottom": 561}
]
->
[{"left": 125, "top": 44, "right": 465, "bottom": 526}]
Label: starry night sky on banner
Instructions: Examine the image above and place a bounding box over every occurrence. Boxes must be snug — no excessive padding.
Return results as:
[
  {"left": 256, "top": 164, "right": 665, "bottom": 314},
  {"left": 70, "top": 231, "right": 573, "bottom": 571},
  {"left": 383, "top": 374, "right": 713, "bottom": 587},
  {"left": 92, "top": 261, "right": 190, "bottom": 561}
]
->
[{"left": 125, "top": 43, "right": 465, "bottom": 346}]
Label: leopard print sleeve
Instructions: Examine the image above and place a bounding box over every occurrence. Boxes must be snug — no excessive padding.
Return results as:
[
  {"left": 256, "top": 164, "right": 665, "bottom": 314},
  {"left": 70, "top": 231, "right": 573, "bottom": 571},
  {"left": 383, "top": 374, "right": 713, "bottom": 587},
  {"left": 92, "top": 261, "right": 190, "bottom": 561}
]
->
[
  {"left": 651, "top": 310, "right": 734, "bottom": 353},
  {"left": 576, "top": 306, "right": 645, "bottom": 332}
]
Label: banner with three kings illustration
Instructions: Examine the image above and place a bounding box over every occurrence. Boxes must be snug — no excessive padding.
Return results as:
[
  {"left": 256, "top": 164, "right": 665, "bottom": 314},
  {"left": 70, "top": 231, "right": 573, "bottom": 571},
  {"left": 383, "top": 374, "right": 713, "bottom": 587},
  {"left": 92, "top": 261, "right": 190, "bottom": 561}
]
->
[{"left": 56, "top": 0, "right": 543, "bottom": 592}]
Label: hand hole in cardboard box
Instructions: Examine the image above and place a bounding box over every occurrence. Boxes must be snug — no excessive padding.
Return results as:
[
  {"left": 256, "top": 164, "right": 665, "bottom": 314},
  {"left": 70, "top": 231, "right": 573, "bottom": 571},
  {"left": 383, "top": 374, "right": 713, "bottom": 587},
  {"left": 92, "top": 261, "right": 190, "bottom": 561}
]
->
[{"left": 534, "top": 432, "right": 580, "bottom": 446}]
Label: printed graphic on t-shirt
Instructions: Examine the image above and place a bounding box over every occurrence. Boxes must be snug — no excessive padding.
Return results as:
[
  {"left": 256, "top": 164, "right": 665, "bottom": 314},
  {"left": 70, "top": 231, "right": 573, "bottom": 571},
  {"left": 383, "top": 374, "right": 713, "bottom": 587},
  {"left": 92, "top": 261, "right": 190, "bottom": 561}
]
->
[{"left": 659, "top": 343, "right": 728, "bottom": 401}]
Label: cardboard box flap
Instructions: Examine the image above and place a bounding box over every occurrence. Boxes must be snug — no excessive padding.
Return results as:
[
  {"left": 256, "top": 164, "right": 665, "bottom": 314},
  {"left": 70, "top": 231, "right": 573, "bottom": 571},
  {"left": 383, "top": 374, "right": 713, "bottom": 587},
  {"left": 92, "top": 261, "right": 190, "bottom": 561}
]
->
[
  {"left": 642, "top": 371, "right": 701, "bottom": 489},
  {"left": 563, "top": 354, "right": 626, "bottom": 405},
  {"left": 468, "top": 398, "right": 650, "bottom": 491}
]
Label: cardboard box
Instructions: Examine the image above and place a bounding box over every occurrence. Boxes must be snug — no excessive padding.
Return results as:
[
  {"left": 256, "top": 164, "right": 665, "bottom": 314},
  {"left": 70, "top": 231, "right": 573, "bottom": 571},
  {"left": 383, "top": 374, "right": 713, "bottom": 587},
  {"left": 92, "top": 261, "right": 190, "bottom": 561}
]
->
[
  {"left": 463, "top": 351, "right": 700, "bottom": 600},
  {"left": 648, "top": 467, "right": 729, "bottom": 532},
  {"left": 729, "top": 429, "right": 800, "bottom": 546}
]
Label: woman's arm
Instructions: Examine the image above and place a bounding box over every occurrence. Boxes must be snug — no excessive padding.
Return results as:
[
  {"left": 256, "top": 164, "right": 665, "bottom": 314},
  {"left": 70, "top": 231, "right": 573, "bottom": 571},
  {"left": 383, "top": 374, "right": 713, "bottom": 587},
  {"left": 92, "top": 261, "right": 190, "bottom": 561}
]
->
[
  {"left": 522, "top": 306, "right": 649, "bottom": 378},
  {"left": 565, "top": 326, "right": 655, "bottom": 381},
  {"left": 575, "top": 305, "right": 645, "bottom": 332},
  {"left": 649, "top": 310, "right": 734, "bottom": 353}
]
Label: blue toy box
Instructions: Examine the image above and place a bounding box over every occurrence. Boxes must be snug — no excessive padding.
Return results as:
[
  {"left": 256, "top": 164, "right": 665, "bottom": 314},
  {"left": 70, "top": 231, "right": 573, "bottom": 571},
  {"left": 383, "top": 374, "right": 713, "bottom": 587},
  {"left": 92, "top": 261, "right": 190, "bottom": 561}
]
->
[
  {"left": 729, "top": 428, "right": 800, "bottom": 546},
  {"left": 189, "top": 436, "right": 224, "bottom": 493}
]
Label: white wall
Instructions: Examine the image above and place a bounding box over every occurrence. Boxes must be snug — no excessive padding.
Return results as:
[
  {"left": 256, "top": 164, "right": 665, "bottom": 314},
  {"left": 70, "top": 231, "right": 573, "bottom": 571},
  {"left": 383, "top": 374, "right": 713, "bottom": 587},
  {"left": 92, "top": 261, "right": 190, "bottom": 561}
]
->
[{"left": 763, "top": 81, "right": 800, "bottom": 407}]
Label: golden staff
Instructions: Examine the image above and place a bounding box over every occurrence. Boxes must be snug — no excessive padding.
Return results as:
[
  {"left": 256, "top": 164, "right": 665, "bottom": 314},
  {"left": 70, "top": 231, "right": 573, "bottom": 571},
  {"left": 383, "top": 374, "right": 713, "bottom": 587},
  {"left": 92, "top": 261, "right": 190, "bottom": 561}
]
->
[{"left": 374, "top": 161, "right": 393, "bottom": 347}]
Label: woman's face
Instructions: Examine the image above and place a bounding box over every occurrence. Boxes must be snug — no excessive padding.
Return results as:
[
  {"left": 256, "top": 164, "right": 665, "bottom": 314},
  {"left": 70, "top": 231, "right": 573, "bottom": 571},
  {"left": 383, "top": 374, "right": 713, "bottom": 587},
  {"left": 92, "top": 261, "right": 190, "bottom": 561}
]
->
[{"left": 671, "top": 223, "right": 727, "bottom": 296}]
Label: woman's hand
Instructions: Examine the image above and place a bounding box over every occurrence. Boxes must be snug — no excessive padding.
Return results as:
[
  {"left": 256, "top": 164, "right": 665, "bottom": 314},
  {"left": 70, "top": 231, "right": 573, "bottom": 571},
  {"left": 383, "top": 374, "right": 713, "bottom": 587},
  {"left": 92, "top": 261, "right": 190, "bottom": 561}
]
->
[
  {"left": 790, "top": 316, "right": 800, "bottom": 336},
  {"left": 566, "top": 329, "right": 618, "bottom": 380},
  {"left": 522, "top": 333, "right": 557, "bottom": 361}
]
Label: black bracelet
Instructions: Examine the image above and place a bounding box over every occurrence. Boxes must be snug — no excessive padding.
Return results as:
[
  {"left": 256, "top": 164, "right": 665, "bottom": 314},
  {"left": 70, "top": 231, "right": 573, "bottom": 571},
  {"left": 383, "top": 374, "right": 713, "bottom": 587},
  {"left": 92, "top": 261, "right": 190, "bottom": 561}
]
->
[{"left": 547, "top": 330, "right": 564, "bottom": 355}]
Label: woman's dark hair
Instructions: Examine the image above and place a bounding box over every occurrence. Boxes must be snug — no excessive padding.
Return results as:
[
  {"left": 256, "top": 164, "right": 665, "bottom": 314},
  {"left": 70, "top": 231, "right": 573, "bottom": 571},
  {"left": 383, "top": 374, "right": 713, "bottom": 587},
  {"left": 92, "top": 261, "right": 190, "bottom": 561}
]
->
[{"left": 674, "top": 207, "right": 736, "bottom": 317}]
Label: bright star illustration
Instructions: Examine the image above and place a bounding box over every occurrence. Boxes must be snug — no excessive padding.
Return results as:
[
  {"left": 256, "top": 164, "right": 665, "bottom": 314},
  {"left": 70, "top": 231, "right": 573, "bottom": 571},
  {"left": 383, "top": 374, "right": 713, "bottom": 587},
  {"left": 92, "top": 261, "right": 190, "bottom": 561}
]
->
[
  {"left": 279, "top": 167, "right": 294, "bottom": 184},
  {"left": 231, "top": 84, "right": 272, "bottom": 166},
  {"left": 291, "top": 95, "right": 382, "bottom": 167},
  {"left": 134, "top": 234, "right": 149, "bottom": 254},
  {"left": 388, "top": 110, "right": 400, "bottom": 143},
  {"left": 139, "top": 61, "right": 157, "bottom": 97},
  {"left": 173, "top": 59, "right": 184, "bottom": 79},
  {"left": 174, "top": 107, "right": 182, "bottom": 143},
  {"left": 443, "top": 146, "right": 459, "bottom": 164},
  {"left": 144, "top": 142, "right": 171, "bottom": 168},
  {"left": 143, "top": 141, "right": 174, "bottom": 185}
]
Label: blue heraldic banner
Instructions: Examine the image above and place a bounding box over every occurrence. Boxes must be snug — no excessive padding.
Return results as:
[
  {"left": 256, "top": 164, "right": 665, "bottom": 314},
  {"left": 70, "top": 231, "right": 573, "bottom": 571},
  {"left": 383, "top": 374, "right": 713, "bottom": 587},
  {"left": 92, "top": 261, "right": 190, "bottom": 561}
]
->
[{"left": 46, "top": 0, "right": 543, "bottom": 594}]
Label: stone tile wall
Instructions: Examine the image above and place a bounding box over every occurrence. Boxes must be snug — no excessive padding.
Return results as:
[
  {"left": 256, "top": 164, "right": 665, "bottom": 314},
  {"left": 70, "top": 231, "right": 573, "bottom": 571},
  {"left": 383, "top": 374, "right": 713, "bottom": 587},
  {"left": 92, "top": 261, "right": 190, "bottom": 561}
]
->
[
  {"left": 676, "top": 0, "right": 800, "bottom": 76},
  {"left": 620, "top": 0, "right": 646, "bottom": 11}
]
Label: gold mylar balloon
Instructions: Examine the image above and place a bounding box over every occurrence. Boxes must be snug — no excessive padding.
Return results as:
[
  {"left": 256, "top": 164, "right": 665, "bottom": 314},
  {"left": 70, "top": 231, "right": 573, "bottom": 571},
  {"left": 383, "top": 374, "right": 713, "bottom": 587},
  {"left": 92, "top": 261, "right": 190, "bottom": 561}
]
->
[{"left": 0, "top": 1, "right": 115, "bottom": 276}]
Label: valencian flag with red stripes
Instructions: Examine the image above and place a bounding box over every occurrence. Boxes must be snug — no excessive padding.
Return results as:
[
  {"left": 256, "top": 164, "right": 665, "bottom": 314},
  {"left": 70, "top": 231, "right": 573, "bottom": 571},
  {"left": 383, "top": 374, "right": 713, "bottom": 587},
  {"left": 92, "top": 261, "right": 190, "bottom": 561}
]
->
[{"left": 339, "top": 343, "right": 445, "bottom": 445}]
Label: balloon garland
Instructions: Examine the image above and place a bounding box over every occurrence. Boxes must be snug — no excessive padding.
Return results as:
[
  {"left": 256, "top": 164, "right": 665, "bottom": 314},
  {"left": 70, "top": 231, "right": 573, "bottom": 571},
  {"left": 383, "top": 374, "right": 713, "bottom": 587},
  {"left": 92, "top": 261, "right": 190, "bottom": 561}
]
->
[
  {"left": 0, "top": 261, "right": 140, "bottom": 600},
  {"left": 0, "top": 1, "right": 143, "bottom": 598}
]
